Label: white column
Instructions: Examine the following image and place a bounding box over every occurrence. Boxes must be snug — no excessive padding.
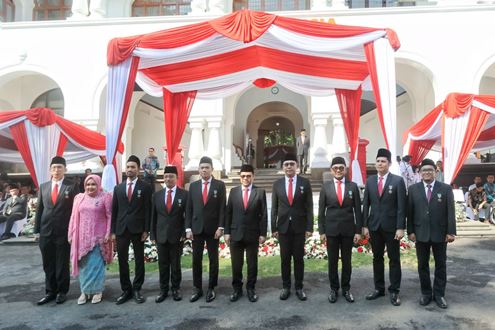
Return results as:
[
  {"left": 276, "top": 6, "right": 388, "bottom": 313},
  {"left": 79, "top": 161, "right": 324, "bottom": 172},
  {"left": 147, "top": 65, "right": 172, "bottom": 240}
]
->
[
  {"left": 89, "top": 0, "right": 107, "bottom": 18},
  {"left": 189, "top": 0, "right": 208, "bottom": 14},
  {"left": 69, "top": 0, "right": 89, "bottom": 19},
  {"left": 206, "top": 117, "right": 223, "bottom": 170},
  {"left": 208, "top": 0, "right": 232, "bottom": 14},
  {"left": 310, "top": 114, "right": 331, "bottom": 168},
  {"left": 185, "top": 119, "right": 205, "bottom": 170},
  {"left": 330, "top": 114, "right": 348, "bottom": 155},
  {"left": 14, "top": 0, "right": 35, "bottom": 22}
]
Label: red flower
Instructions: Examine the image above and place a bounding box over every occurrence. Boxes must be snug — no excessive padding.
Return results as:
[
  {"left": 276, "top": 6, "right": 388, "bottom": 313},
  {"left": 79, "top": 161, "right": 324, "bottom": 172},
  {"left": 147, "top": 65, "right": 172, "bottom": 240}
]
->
[
  {"left": 357, "top": 247, "right": 364, "bottom": 253},
  {"left": 361, "top": 239, "right": 368, "bottom": 245},
  {"left": 220, "top": 243, "right": 225, "bottom": 250},
  {"left": 262, "top": 246, "right": 269, "bottom": 252}
]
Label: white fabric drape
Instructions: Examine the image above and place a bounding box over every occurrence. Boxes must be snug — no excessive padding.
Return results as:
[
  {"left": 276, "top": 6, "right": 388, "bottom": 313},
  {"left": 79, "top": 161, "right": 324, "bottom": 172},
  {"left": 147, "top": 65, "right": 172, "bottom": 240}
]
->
[
  {"left": 102, "top": 57, "right": 133, "bottom": 192},
  {"left": 351, "top": 159, "right": 363, "bottom": 186},
  {"left": 25, "top": 121, "right": 61, "bottom": 185},
  {"left": 443, "top": 111, "right": 470, "bottom": 184},
  {"left": 371, "top": 38, "right": 398, "bottom": 174},
  {"left": 472, "top": 100, "right": 495, "bottom": 114},
  {"left": 0, "top": 116, "right": 26, "bottom": 131}
]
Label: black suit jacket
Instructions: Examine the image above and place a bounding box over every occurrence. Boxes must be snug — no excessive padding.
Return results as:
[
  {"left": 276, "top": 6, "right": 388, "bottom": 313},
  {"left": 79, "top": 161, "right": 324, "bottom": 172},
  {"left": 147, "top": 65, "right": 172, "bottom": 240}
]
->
[
  {"left": 407, "top": 181, "right": 456, "bottom": 243},
  {"left": 34, "top": 178, "right": 77, "bottom": 237},
  {"left": 111, "top": 179, "right": 152, "bottom": 236},
  {"left": 296, "top": 136, "right": 310, "bottom": 156},
  {"left": 2, "top": 196, "right": 27, "bottom": 218},
  {"left": 318, "top": 179, "right": 362, "bottom": 237},
  {"left": 362, "top": 173, "right": 407, "bottom": 232},
  {"left": 150, "top": 187, "right": 188, "bottom": 244},
  {"left": 271, "top": 176, "right": 313, "bottom": 234},
  {"left": 225, "top": 185, "right": 268, "bottom": 242},
  {"left": 185, "top": 178, "right": 226, "bottom": 235}
]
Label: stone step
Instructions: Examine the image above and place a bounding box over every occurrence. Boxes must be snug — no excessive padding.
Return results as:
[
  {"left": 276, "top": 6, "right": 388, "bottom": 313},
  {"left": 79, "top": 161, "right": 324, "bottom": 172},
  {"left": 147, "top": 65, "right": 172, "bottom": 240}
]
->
[{"left": 456, "top": 231, "right": 495, "bottom": 237}]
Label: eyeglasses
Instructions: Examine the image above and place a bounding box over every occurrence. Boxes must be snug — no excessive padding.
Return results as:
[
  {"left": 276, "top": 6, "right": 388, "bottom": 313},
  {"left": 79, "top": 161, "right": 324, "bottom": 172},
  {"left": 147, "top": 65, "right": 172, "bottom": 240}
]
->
[
  {"left": 420, "top": 169, "right": 435, "bottom": 173},
  {"left": 240, "top": 174, "right": 252, "bottom": 178},
  {"left": 283, "top": 162, "right": 296, "bottom": 167},
  {"left": 331, "top": 166, "right": 345, "bottom": 171}
]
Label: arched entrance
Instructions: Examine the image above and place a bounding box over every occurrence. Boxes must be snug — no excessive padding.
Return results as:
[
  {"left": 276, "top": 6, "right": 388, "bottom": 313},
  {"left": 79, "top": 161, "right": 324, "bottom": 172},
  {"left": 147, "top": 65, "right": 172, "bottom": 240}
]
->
[{"left": 246, "top": 102, "right": 303, "bottom": 168}]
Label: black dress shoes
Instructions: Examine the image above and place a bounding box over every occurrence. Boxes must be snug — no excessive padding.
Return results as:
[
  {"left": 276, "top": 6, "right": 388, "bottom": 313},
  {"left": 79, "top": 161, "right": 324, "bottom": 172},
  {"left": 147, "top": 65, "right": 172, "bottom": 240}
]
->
[
  {"left": 434, "top": 296, "right": 448, "bottom": 309},
  {"left": 206, "top": 288, "right": 216, "bottom": 303},
  {"left": 280, "top": 288, "right": 291, "bottom": 300},
  {"left": 190, "top": 288, "right": 203, "bottom": 302},
  {"left": 133, "top": 290, "right": 145, "bottom": 304},
  {"left": 366, "top": 290, "right": 385, "bottom": 300},
  {"left": 230, "top": 290, "right": 242, "bottom": 302},
  {"left": 419, "top": 295, "right": 432, "bottom": 306},
  {"left": 116, "top": 291, "right": 132, "bottom": 305},
  {"left": 155, "top": 291, "right": 168, "bottom": 303},
  {"left": 390, "top": 292, "right": 401, "bottom": 306},
  {"left": 55, "top": 293, "right": 67, "bottom": 304},
  {"left": 343, "top": 291, "right": 355, "bottom": 303},
  {"left": 37, "top": 294, "right": 56, "bottom": 305},
  {"left": 295, "top": 289, "right": 307, "bottom": 301},
  {"left": 328, "top": 290, "right": 338, "bottom": 303},
  {"left": 172, "top": 289, "right": 182, "bottom": 301},
  {"left": 247, "top": 289, "right": 258, "bottom": 302}
]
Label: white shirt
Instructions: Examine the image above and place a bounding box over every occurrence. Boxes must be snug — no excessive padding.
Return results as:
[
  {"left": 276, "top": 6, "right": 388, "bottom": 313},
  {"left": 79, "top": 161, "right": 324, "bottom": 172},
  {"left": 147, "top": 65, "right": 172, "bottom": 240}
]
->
[
  {"left": 334, "top": 177, "right": 345, "bottom": 197},
  {"left": 377, "top": 172, "right": 389, "bottom": 185},
  {"left": 51, "top": 177, "right": 64, "bottom": 191},
  {"left": 165, "top": 186, "right": 176, "bottom": 204},
  {"left": 241, "top": 184, "right": 253, "bottom": 201},
  {"left": 423, "top": 180, "right": 436, "bottom": 197},
  {"left": 285, "top": 175, "right": 297, "bottom": 198},
  {"left": 126, "top": 177, "right": 138, "bottom": 198}
]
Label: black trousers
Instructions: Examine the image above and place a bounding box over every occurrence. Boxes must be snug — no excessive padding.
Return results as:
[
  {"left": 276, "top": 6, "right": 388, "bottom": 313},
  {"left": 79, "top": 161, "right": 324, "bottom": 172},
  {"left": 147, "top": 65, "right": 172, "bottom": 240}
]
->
[
  {"left": 416, "top": 241, "right": 447, "bottom": 297},
  {"left": 157, "top": 241, "right": 182, "bottom": 292},
  {"left": 230, "top": 238, "right": 259, "bottom": 290},
  {"left": 298, "top": 154, "right": 308, "bottom": 173},
  {"left": 370, "top": 228, "right": 401, "bottom": 293},
  {"left": 192, "top": 233, "right": 219, "bottom": 290},
  {"left": 0, "top": 214, "right": 24, "bottom": 236},
  {"left": 116, "top": 230, "right": 145, "bottom": 292},
  {"left": 144, "top": 176, "right": 156, "bottom": 193},
  {"left": 39, "top": 235, "right": 70, "bottom": 295},
  {"left": 278, "top": 224, "right": 305, "bottom": 290},
  {"left": 327, "top": 235, "right": 353, "bottom": 292}
]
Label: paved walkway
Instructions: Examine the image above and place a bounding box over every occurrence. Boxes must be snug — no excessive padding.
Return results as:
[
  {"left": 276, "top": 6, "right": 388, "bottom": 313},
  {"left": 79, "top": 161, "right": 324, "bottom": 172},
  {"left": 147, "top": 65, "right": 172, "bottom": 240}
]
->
[{"left": 0, "top": 238, "right": 494, "bottom": 329}]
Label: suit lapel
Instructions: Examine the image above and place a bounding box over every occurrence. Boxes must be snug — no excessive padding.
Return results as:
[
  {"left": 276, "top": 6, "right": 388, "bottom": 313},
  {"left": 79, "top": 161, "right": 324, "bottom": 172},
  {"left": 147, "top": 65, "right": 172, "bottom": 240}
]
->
[
  {"left": 281, "top": 179, "right": 290, "bottom": 205},
  {"left": 430, "top": 181, "right": 441, "bottom": 204},
  {"left": 380, "top": 174, "right": 392, "bottom": 200},
  {"left": 206, "top": 180, "right": 215, "bottom": 205},
  {"left": 54, "top": 180, "right": 67, "bottom": 205},
  {"left": 246, "top": 186, "right": 257, "bottom": 211}
]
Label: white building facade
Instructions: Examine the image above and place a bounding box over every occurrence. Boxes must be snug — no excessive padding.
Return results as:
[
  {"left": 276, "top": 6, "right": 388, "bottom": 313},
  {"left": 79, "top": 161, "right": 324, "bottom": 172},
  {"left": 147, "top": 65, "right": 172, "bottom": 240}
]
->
[{"left": 1, "top": 0, "right": 494, "bottom": 174}]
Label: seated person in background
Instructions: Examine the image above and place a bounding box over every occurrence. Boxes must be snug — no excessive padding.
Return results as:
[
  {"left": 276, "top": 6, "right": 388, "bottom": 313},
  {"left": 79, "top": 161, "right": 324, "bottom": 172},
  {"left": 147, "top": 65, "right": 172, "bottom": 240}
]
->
[
  {"left": 468, "top": 176, "right": 482, "bottom": 192},
  {"left": 0, "top": 183, "right": 27, "bottom": 240},
  {"left": 483, "top": 175, "right": 495, "bottom": 224},
  {"left": 468, "top": 183, "right": 489, "bottom": 223}
]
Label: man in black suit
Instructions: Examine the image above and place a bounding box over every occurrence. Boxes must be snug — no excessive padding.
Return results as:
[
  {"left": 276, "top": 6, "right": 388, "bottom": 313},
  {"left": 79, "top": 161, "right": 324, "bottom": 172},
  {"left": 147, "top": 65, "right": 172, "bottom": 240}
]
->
[
  {"left": 318, "top": 157, "right": 362, "bottom": 304},
  {"left": 185, "top": 156, "right": 226, "bottom": 303},
  {"left": 35, "top": 156, "right": 77, "bottom": 305},
  {"left": 362, "top": 148, "right": 407, "bottom": 306},
  {"left": 151, "top": 165, "right": 187, "bottom": 303},
  {"left": 407, "top": 158, "right": 456, "bottom": 309},
  {"left": 225, "top": 164, "right": 267, "bottom": 303},
  {"left": 111, "top": 155, "right": 152, "bottom": 305},
  {"left": 271, "top": 153, "right": 313, "bottom": 301},
  {"left": 0, "top": 183, "right": 27, "bottom": 240},
  {"left": 296, "top": 129, "right": 310, "bottom": 174}
]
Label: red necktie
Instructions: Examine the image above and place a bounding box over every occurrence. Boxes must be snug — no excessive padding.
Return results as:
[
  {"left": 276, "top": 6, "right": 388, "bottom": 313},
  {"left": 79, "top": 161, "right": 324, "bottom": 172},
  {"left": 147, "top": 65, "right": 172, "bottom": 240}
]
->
[
  {"left": 378, "top": 176, "right": 383, "bottom": 196},
  {"left": 243, "top": 188, "right": 249, "bottom": 210},
  {"left": 202, "top": 181, "right": 208, "bottom": 205},
  {"left": 337, "top": 180, "right": 343, "bottom": 206},
  {"left": 127, "top": 182, "right": 133, "bottom": 202},
  {"left": 427, "top": 184, "right": 432, "bottom": 202},
  {"left": 288, "top": 178, "right": 293, "bottom": 206},
  {"left": 51, "top": 183, "right": 58, "bottom": 204},
  {"left": 166, "top": 189, "right": 172, "bottom": 212}
]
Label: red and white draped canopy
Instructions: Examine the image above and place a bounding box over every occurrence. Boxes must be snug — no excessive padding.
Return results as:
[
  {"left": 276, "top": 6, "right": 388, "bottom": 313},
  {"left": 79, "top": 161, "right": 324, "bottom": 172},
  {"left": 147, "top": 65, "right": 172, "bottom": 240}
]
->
[
  {"left": 103, "top": 10, "right": 401, "bottom": 190},
  {"left": 0, "top": 108, "right": 123, "bottom": 187},
  {"left": 404, "top": 93, "right": 495, "bottom": 184}
]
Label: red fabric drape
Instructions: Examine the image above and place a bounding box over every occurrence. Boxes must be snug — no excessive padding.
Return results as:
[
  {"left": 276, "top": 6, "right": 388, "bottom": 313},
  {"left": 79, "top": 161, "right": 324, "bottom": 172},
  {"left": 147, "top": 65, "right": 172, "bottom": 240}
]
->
[
  {"left": 209, "top": 9, "right": 276, "bottom": 43},
  {"left": 364, "top": 42, "right": 388, "bottom": 149},
  {"left": 443, "top": 107, "right": 490, "bottom": 183},
  {"left": 443, "top": 93, "right": 475, "bottom": 118},
  {"left": 57, "top": 134, "right": 68, "bottom": 156},
  {"left": 478, "top": 121, "right": 495, "bottom": 141},
  {"left": 163, "top": 88, "right": 197, "bottom": 185},
  {"left": 142, "top": 46, "right": 369, "bottom": 86},
  {"left": 253, "top": 78, "right": 276, "bottom": 88},
  {"left": 336, "top": 87, "right": 362, "bottom": 180},
  {"left": 408, "top": 139, "right": 436, "bottom": 166},
  {"left": 9, "top": 123, "right": 39, "bottom": 187},
  {"left": 402, "top": 105, "right": 443, "bottom": 143}
]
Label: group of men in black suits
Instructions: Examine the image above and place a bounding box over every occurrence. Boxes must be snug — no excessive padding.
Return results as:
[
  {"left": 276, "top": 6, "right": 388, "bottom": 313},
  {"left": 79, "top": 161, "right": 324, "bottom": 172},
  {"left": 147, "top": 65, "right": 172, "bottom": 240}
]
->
[{"left": 33, "top": 149, "right": 456, "bottom": 309}]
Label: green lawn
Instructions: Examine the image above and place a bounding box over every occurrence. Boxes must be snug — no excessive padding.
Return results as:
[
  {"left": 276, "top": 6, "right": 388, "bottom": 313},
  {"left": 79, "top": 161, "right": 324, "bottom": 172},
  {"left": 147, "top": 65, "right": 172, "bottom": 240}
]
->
[{"left": 107, "top": 250, "right": 420, "bottom": 277}]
